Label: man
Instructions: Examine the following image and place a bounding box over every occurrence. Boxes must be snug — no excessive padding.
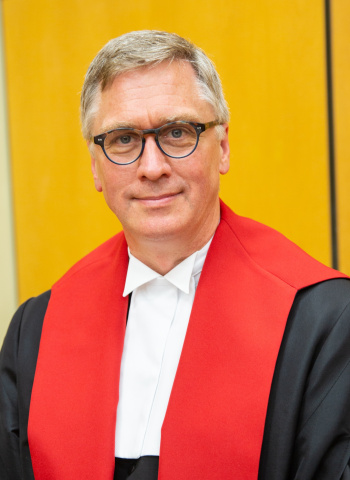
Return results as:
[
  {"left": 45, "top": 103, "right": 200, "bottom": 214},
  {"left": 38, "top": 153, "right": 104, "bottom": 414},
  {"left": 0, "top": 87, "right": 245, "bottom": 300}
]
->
[{"left": 1, "top": 30, "right": 350, "bottom": 480}]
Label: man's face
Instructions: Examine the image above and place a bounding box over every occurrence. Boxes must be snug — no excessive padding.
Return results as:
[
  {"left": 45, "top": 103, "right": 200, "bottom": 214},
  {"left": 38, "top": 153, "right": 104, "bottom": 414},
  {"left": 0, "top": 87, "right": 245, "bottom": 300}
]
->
[{"left": 90, "top": 61, "right": 230, "bottom": 250}]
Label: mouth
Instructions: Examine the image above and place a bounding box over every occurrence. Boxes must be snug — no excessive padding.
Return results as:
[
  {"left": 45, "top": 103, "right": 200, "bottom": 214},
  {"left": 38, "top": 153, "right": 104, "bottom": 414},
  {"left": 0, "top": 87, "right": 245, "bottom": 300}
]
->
[{"left": 133, "top": 192, "right": 181, "bottom": 206}]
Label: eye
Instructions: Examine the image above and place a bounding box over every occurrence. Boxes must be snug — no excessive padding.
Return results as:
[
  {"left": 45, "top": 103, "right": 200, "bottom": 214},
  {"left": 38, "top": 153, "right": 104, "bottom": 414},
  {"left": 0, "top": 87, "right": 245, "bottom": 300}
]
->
[
  {"left": 161, "top": 124, "right": 195, "bottom": 140},
  {"left": 170, "top": 128, "right": 183, "bottom": 138},
  {"left": 105, "top": 130, "right": 139, "bottom": 148},
  {"left": 119, "top": 135, "right": 132, "bottom": 144}
]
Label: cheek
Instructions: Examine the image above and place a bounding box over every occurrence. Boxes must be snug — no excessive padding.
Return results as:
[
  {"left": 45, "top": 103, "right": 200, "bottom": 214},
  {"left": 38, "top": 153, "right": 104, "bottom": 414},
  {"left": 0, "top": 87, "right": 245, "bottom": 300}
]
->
[
  {"left": 95, "top": 166, "right": 121, "bottom": 202},
  {"left": 99, "top": 166, "right": 138, "bottom": 215},
  {"left": 97, "top": 160, "right": 126, "bottom": 192},
  {"left": 187, "top": 155, "right": 221, "bottom": 194}
]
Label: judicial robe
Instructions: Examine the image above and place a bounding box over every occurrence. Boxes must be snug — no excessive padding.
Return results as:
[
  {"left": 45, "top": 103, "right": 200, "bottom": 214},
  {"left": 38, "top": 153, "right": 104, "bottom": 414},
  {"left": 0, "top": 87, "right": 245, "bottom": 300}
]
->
[{"left": 1, "top": 201, "right": 350, "bottom": 480}]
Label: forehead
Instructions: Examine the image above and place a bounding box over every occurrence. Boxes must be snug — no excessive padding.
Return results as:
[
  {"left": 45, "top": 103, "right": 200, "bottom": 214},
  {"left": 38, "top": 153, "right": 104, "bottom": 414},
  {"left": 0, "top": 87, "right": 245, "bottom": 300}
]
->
[{"left": 92, "top": 61, "right": 215, "bottom": 132}]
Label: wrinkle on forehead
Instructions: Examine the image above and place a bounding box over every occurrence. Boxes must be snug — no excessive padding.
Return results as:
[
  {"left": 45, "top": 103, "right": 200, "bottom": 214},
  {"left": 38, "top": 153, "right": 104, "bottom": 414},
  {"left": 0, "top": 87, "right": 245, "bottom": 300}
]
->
[
  {"left": 101, "top": 59, "right": 193, "bottom": 91},
  {"left": 92, "top": 61, "right": 215, "bottom": 134},
  {"left": 105, "top": 62, "right": 197, "bottom": 101}
]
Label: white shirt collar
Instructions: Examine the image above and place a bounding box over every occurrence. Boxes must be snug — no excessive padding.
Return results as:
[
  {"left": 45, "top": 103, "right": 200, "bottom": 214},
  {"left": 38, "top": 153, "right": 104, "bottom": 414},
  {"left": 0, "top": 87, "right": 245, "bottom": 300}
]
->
[{"left": 123, "top": 238, "right": 212, "bottom": 297}]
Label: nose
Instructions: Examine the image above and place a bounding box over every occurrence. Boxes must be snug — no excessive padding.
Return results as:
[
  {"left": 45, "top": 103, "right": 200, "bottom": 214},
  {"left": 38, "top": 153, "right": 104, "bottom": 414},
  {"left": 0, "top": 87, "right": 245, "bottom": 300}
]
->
[{"left": 136, "top": 135, "right": 171, "bottom": 181}]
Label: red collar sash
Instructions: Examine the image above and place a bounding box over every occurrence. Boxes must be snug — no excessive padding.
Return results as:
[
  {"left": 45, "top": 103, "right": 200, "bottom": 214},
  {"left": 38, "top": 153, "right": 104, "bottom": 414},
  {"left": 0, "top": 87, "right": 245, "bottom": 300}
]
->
[{"left": 28, "top": 202, "right": 344, "bottom": 479}]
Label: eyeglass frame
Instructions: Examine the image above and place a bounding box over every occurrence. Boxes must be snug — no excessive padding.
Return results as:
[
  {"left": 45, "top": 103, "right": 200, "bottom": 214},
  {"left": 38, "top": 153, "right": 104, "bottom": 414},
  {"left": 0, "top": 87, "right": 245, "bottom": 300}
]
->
[{"left": 91, "top": 120, "right": 221, "bottom": 165}]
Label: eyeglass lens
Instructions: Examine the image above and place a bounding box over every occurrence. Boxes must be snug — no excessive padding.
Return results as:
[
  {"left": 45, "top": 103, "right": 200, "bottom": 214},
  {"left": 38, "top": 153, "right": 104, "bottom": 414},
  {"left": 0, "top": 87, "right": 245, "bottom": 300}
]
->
[{"left": 103, "top": 122, "right": 198, "bottom": 164}]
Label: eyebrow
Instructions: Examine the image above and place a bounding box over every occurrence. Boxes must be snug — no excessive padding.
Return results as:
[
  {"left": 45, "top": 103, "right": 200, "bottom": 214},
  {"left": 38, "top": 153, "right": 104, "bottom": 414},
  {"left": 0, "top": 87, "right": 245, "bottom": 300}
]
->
[
  {"left": 98, "top": 121, "right": 138, "bottom": 133},
  {"left": 98, "top": 114, "right": 202, "bottom": 134},
  {"left": 160, "top": 114, "right": 201, "bottom": 124}
]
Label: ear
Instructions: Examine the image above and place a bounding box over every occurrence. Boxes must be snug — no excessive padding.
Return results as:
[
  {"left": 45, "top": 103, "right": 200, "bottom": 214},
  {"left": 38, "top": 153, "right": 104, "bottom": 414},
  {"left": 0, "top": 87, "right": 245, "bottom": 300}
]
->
[
  {"left": 88, "top": 141, "right": 103, "bottom": 192},
  {"left": 218, "top": 123, "right": 230, "bottom": 175}
]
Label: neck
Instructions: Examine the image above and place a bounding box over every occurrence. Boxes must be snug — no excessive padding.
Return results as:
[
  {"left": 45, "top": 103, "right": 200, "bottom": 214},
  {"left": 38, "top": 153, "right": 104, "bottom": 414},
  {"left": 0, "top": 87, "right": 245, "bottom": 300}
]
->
[{"left": 124, "top": 206, "right": 220, "bottom": 275}]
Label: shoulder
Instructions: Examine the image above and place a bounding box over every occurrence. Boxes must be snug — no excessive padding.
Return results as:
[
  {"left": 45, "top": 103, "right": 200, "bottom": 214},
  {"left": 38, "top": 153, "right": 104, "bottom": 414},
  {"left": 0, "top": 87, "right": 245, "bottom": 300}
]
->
[
  {"left": 1, "top": 291, "right": 51, "bottom": 379},
  {"left": 219, "top": 201, "right": 347, "bottom": 289},
  {"left": 1, "top": 291, "right": 51, "bottom": 399},
  {"left": 275, "top": 278, "right": 350, "bottom": 379},
  {"left": 17, "top": 291, "right": 51, "bottom": 352},
  {"left": 2, "top": 291, "right": 51, "bottom": 352},
  {"left": 287, "top": 278, "right": 350, "bottom": 342},
  {"left": 1, "top": 291, "right": 51, "bottom": 416}
]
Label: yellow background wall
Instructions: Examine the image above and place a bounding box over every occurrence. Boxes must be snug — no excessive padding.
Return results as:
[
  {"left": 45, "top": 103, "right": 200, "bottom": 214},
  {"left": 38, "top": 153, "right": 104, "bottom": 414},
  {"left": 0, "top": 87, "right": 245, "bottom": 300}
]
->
[
  {"left": 0, "top": 5, "right": 17, "bottom": 341},
  {"left": 1, "top": 0, "right": 349, "bottom": 340},
  {"left": 333, "top": 0, "right": 350, "bottom": 274}
]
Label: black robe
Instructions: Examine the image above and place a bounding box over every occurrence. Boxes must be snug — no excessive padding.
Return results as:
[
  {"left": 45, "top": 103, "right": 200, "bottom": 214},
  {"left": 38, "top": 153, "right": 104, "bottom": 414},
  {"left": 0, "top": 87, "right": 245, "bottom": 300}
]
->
[{"left": 1, "top": 278, "right": 350, "bottom": 479}]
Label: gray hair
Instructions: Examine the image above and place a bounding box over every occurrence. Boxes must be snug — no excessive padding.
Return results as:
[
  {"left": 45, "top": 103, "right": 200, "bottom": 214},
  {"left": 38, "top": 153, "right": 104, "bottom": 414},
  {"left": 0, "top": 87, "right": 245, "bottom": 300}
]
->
[{"left": 80, "top": 30, "right": 229, "bottom": 140}]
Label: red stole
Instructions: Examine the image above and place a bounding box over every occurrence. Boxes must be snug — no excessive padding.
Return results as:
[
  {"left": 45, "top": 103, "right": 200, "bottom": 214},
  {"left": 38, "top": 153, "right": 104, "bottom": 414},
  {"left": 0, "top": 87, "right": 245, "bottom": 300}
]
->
[{"left": 28, "top": 202, "right": 345, "bottom": 479}]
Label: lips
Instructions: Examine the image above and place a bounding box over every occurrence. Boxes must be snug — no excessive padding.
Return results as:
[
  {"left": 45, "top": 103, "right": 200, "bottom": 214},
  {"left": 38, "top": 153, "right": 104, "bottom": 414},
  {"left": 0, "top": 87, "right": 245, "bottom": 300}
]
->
[
  {"left": 135, "top": 192, "right": 179, "bottom": 201},
  {"left": 132, "top": 191, "right": 181, "bottom": 206}
]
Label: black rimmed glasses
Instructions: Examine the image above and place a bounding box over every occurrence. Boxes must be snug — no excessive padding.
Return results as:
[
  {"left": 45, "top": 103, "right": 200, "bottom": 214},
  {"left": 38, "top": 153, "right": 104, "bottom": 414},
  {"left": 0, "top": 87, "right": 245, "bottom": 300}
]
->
[{"left": 92, "top": 120, "right": 220, "bottom": 165}]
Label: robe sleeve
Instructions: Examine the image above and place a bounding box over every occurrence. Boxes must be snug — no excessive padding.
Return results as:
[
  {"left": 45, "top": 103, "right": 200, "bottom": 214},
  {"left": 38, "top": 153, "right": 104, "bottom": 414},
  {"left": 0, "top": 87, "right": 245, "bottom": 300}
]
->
[
  {"left": 0, "top": 292, "right": 50, "bottom": 480},
  {"left": 259, "top": 278, "right": 350, "bottom": 480},
  {"left": 290, "top": 292, "right": 350, "bottom": 479},
  {"left": 0, "top": 301, "right": 26, "bottom": 479}
]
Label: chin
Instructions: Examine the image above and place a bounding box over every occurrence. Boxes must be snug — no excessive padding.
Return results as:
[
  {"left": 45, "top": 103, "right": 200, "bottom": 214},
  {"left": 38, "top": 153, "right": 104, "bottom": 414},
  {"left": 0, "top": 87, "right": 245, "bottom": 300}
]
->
[{"left": 133, "top": 218, "right": 188, "bottom": 242}]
